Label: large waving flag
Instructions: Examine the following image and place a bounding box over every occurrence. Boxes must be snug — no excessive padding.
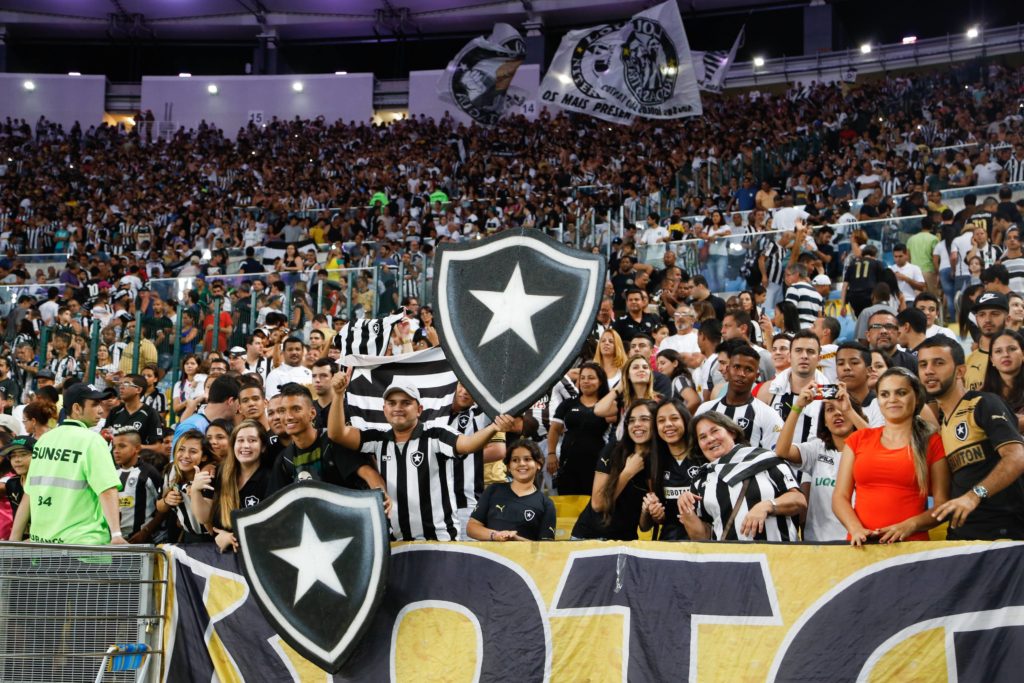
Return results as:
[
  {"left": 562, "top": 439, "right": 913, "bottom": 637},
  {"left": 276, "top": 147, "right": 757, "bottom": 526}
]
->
[
  {"left": 343, "top": 347, "right": 458, "bottom": 431},
  {"left": 333, "top": 310, "right": 405, "bottom": 357},
  {"left": 437, "top": 23, "right": 526, "bottom": 126},
  {"left": 539, "top": 0, "right": 702, "bottom": 124},
  {"left": 694, "top": 26, "right": 744, "bottom": 93}
]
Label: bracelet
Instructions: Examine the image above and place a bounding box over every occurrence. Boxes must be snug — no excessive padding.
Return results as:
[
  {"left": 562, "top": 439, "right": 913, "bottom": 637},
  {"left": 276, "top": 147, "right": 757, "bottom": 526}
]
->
[
  {"left": 791, "top": 405, "right": 803, "bottom": 415},
  {"left": 489, "top": 531, "right": 496, "bottom": 541},
  {"left": 111, "top": 532, "right": 123, "bottom": 538},
  {"left": 768, "top": 499, "right": 778, "bottom": 515}
]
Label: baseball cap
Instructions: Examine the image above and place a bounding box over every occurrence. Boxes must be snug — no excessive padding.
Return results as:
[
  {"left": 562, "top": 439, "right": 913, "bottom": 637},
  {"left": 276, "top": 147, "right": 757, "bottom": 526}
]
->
[
  {"left": 228, "top": 346, "right": 246, "bottom": 357},
  {"left": 0, "top": 435, "right": 36, "bottom": 457},
  {"left": 812, "top": 274, "right": 832, "bottom": 287},
  {"left": 0, "top": 415, "right": 23, "bottom": 436},
  {"left": 382, "top": 382, "right": 421, "bottom": 403},
  {"left": 974, "top": 292, "right": 1009, "bottom": 312},
  {"left": 36, "top": 369, "right": 56, "bottom": 380},
  {"left": 64, "top": 383, "right": 108, "bottom": 409}
]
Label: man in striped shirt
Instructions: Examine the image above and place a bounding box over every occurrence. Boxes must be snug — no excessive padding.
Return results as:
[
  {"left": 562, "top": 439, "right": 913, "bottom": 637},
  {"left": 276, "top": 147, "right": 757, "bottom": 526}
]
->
[
  {"left": 757, "top": 330, "right": 824, "bottom": 444},
  {"left": 696, "top": 345, "right": 784, "bottom": 450},
  {"left": 431, "top": 383, "right": 505, "bottom": 540},
  {"left": 783, "top": 263, "right": 823, "bottom": 327},
  {"left": 329, "top": 375, "right": 514, "bottom": 541}
]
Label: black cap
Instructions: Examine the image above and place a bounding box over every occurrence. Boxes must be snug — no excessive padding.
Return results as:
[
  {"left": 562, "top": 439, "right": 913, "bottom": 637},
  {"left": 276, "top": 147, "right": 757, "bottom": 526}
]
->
[
  {"left": 974, "top": 292, "right": 1009, "bottom": 313},
  {"left": 63, "top": 383, "right": 108, "bottom": 409},
  {"left": 36, "top": 369, "right": 56, "bottom": 380},
  {"left": 0, "top": 435, "right": 36, "bottom": 458}
]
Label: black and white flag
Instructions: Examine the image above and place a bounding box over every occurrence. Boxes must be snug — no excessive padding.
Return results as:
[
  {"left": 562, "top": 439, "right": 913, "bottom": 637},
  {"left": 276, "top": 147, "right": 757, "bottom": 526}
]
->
[
  {"left": 693, "top": 26, "right": 744, "bottom": 94},
  {"left": 261, "top": 239, "right": 318, "bottom": 268},
  {"left": 343, "top": 347, "right": 457, "bottom": 431},
  {"left": 334, "top": 310, "right": 405, "bottom": 357},
  {"left": 539, "top": 0, "right": 702, "bottom": 125},
  {"left": 437, "top": 23, "right": 527, "bottom": 126}
]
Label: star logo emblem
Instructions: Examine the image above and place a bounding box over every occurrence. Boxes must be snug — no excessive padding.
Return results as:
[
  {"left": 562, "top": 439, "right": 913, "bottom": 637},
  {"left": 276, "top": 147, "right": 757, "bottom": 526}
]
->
[
  {"left": 433, "top": 229, "right": 605, "bottom": 418},
  {"left": 233, "top": 483, "right": 390, "bottom": 673},
  {"left": 271, "top": 515, "right": 353, "bottom": 605},
  {"left": 469, "top": 263, "right": 561, "bottom": 352}
]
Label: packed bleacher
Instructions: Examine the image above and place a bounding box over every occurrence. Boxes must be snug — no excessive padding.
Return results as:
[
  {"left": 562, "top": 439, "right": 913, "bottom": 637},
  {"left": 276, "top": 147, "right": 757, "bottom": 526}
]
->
[{"left": 2, "top": 64, "right": 1024, "bottom": 549}]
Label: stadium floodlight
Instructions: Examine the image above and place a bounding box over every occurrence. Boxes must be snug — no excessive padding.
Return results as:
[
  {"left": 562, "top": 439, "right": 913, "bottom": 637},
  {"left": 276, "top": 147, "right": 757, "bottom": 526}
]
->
[
  {"left": 901, "top": 36, "right": 917, "bottom": 45},
  {"left": 292, "top": 81, "right": 304, "bottom": 92},
  {"left": 753, "top": 56, "right": 765, "bottom": 67},
  {"left": 178, "top": 72, "right": 192, "bottom": 78},
  {"left": 68, "top": 71, "right": 82, "bottom": 76},
  {"left": 23, "top": 80, "right": 35, "bottom": 91},
  {"left": 966, "top": 26, "right": 979, "bottom": 39},
  {"left": 334, "top": 71, "right": 348, "bottom": 75},
  {"left": 207, "top": 84, "right": 219, "bottom": 95},
  {"left": 860, "top": 43, "right": 872, "bottom": 54}
]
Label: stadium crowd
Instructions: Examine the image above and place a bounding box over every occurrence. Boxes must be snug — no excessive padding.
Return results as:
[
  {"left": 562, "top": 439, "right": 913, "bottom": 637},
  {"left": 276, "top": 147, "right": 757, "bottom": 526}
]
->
[{"left": 1, "top": 62, "right": 1024, "bottom": 547}]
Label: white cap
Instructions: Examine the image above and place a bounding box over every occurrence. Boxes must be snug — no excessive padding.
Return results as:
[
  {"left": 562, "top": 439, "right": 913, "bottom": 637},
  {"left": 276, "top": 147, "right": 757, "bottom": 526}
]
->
[
  {"left": 812, "top": 274, "right": 832, "bottom": 287},
  {"left": 383, "top": 383, "right": 420, "bottom": 403}
]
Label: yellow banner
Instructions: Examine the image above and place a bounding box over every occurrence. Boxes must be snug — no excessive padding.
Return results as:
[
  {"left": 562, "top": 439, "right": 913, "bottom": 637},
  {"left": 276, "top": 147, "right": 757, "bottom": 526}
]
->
[{"left": 162, "top": 540, "right": 1024, "bottom": 682}]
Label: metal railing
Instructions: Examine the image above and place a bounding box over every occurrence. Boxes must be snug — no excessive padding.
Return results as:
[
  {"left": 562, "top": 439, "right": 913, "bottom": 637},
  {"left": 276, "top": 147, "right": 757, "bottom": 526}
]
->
[{"left": 0, "top": 543, "right": 165, "bottom": 683}]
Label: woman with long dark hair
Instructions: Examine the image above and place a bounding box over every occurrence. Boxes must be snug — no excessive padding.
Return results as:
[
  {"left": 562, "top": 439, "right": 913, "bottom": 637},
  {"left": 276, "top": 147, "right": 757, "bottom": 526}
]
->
[
  {"left": 773, "top": 300, "right": 801, "bottom": 335},
  {"left": 571, "top": 400, "right": 659, "bottom": 541},
  {"left": 981, "top": 329, "right": 1024, "bottom": 430},
  {"left": 654, "top": 349, "right": 701, "bottom": 413},
  {"left": 546, "top": 362, "right": 612, "bottom": 494},
  {"left": 957, "top": 283, "right": 984, "bottom": 344},
  {"left": 833, "top": 367, "right": 950, "bottom": 545},
  {"left": 649, "top": 397, "right": 699, "bottom": 540}
]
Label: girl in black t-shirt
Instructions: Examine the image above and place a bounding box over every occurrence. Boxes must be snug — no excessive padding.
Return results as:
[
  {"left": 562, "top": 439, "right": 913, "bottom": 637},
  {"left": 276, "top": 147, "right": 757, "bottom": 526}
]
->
[
  {"left": 467, "top": 440, "right": 556, "bottom": 542},
  {"left": 194, "top": 419, "right": 272, "bottom": 553},
  {"left": 571, "top": 399, "right": 659, "bottom": 541},
  {"left": 546, "top": 362, "right": 612, "bottom": 495}
]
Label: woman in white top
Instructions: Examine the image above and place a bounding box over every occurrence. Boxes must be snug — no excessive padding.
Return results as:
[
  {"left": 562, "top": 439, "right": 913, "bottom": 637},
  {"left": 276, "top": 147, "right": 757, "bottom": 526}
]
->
[
  {"left": 775, "top": 382, "right": 867, "bottom": 541},
  {"left": 702, "top": 210, "right": 733, "bottom": 293},
  {"left": 592, "top": 329, "right": 627, "bottom": 391},
  {"left": 172, "top": 354, "right": 208, "bottom": 416}
]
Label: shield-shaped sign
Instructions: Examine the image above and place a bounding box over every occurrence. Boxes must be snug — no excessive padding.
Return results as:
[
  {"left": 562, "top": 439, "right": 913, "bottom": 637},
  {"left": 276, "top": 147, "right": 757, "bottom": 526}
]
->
[
  {"left": 433, "top": 228, "right": 605, "bottom": 418},
  {"left": 233, "top": 482, "right": 390, "bottom": 673}
]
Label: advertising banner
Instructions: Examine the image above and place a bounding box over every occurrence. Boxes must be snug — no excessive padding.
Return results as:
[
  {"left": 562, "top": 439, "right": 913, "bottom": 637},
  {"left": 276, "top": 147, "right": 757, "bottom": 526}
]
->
[{"left": 162, "top": 540, "right": 1024, "bottom": 681}]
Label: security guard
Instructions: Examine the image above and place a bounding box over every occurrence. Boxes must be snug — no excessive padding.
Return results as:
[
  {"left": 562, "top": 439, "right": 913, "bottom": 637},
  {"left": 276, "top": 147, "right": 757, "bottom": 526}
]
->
[{"left": 16, "top": 383, "right": 125, "bottom": 545}]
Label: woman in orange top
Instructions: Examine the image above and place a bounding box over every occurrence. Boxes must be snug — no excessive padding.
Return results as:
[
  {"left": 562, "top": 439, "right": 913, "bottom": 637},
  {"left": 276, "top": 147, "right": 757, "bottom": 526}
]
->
[{"left": 833, "top": 367, "right": 950, "bottom": 545}]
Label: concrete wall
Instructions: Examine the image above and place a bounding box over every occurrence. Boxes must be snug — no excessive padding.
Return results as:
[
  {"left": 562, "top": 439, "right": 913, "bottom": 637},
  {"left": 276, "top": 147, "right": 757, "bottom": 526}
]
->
[
  {"left": 0, "top": 74, "right": 106, "bottom": 131},
  {"left": 140, "top": 73, "right": 374, "bottom": 137}
]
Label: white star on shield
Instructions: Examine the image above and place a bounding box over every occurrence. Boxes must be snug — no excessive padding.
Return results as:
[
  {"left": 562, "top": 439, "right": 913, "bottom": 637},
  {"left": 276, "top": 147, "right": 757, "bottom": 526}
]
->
[{"left": 469, "top": 263, "right": 561, "bottom": 352}]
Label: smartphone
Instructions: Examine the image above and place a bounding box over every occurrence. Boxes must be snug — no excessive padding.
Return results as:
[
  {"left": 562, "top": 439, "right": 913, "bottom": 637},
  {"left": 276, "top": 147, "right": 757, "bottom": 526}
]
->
[{"left": 816, "top": 384, "right": 840, "bottom": 400}]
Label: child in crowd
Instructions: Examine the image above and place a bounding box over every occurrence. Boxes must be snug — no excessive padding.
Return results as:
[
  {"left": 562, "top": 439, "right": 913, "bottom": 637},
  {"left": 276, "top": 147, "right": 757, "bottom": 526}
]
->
[{"left": 112, "top": 431, "right": 164, "bottom": 543}]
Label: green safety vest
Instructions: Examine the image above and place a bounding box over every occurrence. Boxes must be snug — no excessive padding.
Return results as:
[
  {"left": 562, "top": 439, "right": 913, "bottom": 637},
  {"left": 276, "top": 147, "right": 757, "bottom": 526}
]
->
[
  {"left": 25, "top": 420, "right": 122, "bottom": 545},
  {"left": 429, "top": 190, "right": 449, "bottom": 206},
  {"left": 370, "top": 192, "right": 389, "bottom": 207}
]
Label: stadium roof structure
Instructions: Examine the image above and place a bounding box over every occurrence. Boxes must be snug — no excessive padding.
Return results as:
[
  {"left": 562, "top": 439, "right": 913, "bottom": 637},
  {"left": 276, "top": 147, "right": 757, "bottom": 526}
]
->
[{"left": 0, "top": 0, "right": 792, "bottom": 41}]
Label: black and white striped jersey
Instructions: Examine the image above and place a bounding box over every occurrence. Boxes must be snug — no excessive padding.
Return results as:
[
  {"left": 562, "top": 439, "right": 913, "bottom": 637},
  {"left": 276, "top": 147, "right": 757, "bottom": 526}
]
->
[
  {"left": 118, "top": 462, "right": 162, "bottom": 538},
  {"left": 432, "top": 405, "right": 490, "bottom": 511},
  {"left": 358, "top": 423, "right": 463, "bottom": 542},
  {"left": 691, "top": 444, "right": 800, "bottom": 542},
  {"left": 695, "top": 396, "right": 784, "bottom": 450},
  {"left": 784, "top": 281, "right": 823, "bottom": 327}
]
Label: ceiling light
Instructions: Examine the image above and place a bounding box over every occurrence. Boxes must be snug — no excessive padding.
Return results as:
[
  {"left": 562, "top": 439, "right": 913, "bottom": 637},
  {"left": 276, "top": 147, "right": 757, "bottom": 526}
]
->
[
  {"left": 23, "top": 80, "right": 35, "bottom": 91},
  {"left": 753, "top": 56, "right": 765, "bottom": 67},
  {"left": 860, "top": 43, "right": 872, "bottom": 54},
  {"left": 292, "top": 81, "right": 304, "bottom": 92},
  {"left": 966, "top": 26, "right": 979, "bottom": 39},
  {"left": 334, "top": 71, "right": 348, "bottom": 75},
  {"left": 901, "top": 36, "right": 917, "bottom": 45},
  {"left": 178, "top": 72, "right": 192, "bottom": 78},
  {"left": 68, "top": 71, "right": 82, "bottom": 76},
  {"left": 207, "top": 84, "right": 218, "bottom": 95}
]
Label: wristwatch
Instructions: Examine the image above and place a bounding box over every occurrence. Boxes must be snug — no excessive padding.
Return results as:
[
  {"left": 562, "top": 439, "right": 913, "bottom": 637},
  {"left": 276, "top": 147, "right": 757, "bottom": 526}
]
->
[{"left": 972, "top": 485, "right": 989, "bottom": 499}]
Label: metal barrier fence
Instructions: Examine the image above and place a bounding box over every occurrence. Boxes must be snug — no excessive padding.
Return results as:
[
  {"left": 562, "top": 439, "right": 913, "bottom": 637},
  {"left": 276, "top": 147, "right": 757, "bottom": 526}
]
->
[{"left": 0, "top": 543, "right": 165, "bottom": 683}]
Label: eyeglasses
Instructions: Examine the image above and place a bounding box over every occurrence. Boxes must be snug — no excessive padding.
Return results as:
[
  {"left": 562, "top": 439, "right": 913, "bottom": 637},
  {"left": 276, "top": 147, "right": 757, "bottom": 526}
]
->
[
  {"left": 626, "top": 415, "right": 653, "bottom": 425},
  {"left": 869, "top": 323, "right": 898, "bottom": 331}
]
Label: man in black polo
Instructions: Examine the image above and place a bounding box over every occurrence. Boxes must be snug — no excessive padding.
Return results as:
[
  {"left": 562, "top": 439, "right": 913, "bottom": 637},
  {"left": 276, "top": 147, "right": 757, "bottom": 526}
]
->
[
  {"left": 866, "top": 309, "right": 917, "bottom": 372},
  {"left": 106, "top": 374, "right": 162, "bottom": 444},
  {"left": 920, "top": 336, "right": 1024, "bottom": 540},
  {"left": 613, "top": 287, "right": 661, "bottom": 344}
]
